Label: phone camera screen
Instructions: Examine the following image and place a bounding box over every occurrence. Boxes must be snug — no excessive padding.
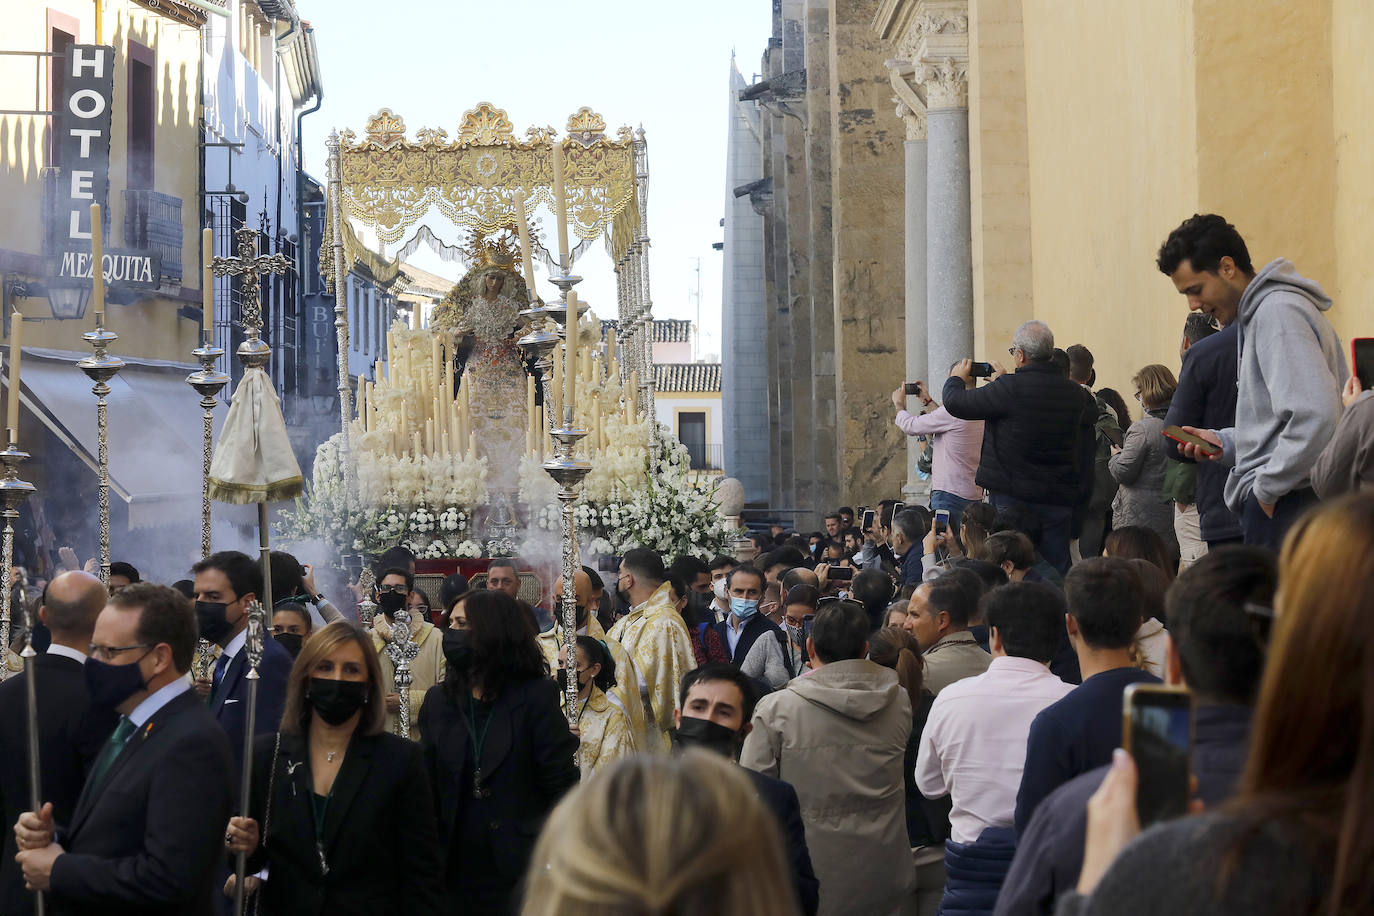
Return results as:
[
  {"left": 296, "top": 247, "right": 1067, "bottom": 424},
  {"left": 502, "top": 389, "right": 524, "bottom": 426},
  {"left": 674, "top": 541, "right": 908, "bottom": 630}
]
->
[{"left": 1131, "top": 696, "right": 1191, "bottom": 827}]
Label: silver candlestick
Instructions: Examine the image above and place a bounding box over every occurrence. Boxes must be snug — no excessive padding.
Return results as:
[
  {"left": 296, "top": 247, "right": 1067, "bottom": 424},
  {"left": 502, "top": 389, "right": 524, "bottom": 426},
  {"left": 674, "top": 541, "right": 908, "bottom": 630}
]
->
[
  {"left": 543, "top": 271, "right": 592, "bottom": 725},
  {"left": 186, "top": 330, "right": 230, "bottom": 557},
  {"left": 518, "top": 300, "right": 560, "bottom": 460},
  {"left": 0, "top": 434, "right": 35, "bottom": 683},
  {"left": 77, "top": 324, "right": 124, "bottom": 585},
  {"left": 187, "top": 329, "right": 229, "bottom": 686}
]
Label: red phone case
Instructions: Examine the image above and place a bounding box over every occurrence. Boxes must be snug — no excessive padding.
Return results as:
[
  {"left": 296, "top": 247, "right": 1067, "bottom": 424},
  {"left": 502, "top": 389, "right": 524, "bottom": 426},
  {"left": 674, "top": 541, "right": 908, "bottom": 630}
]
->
[{"left": 1162, "top": 428, "right": 1220, "bottom": 456}]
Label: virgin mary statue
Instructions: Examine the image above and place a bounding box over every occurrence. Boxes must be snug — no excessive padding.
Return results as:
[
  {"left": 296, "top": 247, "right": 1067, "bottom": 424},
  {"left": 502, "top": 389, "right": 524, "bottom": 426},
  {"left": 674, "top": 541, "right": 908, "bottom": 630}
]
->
[{"left": 431, "top": 234, "right": 532, "bottom": 467}]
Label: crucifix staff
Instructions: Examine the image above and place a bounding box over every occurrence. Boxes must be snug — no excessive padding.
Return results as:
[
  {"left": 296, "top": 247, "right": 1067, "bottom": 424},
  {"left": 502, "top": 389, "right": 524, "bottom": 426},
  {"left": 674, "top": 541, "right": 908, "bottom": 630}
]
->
[{"left": 210, "top": 227, "right": 291, "bottom": 916}]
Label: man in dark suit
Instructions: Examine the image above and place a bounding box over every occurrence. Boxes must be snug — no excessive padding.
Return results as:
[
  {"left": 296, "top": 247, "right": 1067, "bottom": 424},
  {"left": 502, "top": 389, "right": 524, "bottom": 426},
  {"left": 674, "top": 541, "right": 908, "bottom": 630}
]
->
[
  {"left": 190, "top": 551, "right": 292, "bottom": 771},
  {"left": 0, "top": 571, "right": 115, "bottom": 916},
  {"left": 672, "top": 664, "right": 819, "bottom": 915},
  {"left": 13, "top": 583, "right": 234, "bottom": 915},
  {"left": 712, "top": 564, "right": 792, "bottom": 689}
]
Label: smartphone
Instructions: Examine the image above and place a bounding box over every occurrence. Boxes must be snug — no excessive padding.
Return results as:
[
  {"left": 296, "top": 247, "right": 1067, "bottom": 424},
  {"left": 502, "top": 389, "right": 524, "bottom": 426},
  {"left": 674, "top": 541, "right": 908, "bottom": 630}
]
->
[
  {"left": 934, "top": 508, "right": 950, "bottom": 536},
  {"left": 904, "top": 382, "right": 921, "bottom": 396},
  {"left": 893, "top": 502, "right": 906, "bottom": 520},
  {"left": 861, "top": 509, "right": 876, "bottom": 533},
  {"left": 1353, "top": 337, "right": 1374, "bottom": 392},
  {"left": 970, "top": 361, "right": 995, "bottom": 378},
  {"left": 801, "top": 614, "right": 814, "bottom": 642},
  {"left": 1123, "top": 684, "right": 1193, "bottom": 828},
  {"left": 826, "top": 565, "right": 854, "bottom": 582},
  {"left": 1162, "top": 424, "right": 1222, "bottom": 457}
]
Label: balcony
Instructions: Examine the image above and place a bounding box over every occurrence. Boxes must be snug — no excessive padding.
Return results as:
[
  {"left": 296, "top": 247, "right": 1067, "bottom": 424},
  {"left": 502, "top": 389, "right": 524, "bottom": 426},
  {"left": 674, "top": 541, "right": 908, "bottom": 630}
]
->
[{"left": 686, "top": 442, "right": 725, "bottom": 472}]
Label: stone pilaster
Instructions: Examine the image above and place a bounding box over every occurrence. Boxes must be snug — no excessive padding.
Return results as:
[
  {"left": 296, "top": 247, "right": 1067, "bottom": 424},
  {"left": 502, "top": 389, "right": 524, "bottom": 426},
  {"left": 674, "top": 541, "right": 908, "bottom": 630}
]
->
[
  {"left": 829, "top": 0, "right": 907, "bottom": 508},
  {"left": 805, "top": 0, "right": 841, "bottom": 524}
]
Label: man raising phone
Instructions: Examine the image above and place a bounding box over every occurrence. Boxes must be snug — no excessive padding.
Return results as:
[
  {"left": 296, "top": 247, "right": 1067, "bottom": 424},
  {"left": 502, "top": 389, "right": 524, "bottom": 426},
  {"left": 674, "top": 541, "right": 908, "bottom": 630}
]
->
[{"left": 892, "top": 376, "right": 984, "bottom": 532}]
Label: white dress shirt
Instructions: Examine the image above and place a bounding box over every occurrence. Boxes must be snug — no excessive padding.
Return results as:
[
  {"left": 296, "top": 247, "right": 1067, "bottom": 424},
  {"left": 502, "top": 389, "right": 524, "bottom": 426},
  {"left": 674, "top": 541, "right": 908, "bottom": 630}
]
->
[
  {"left": 915, "top": 655, "right": 1073, "bottom": 844},
  {"left": 45, "top": 643, "right": 87, "bottom": 664},
  {"left": 128, "top": 675, "right": 193, "bottom": 727}
]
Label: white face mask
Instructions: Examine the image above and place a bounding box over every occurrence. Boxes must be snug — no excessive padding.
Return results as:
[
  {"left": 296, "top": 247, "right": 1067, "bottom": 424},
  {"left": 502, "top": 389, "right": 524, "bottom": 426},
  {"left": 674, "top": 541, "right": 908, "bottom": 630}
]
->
[{"left": 712, "top": 578, "right": 728, "bottom": 600}]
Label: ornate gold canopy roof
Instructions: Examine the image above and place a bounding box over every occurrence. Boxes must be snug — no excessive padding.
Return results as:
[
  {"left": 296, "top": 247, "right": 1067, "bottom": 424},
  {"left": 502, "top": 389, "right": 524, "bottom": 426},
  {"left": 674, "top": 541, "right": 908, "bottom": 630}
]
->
[{"left": 330, "top": 103, "right": 641, "bottom": 266}]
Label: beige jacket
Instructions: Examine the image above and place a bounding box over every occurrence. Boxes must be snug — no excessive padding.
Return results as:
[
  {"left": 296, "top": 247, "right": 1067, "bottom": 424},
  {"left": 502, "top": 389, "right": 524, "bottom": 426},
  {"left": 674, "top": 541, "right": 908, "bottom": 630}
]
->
[
  {"left": 741, "top": 658, "right": 914, "bottom": 916},
  {"left": 371, "top": 618, "right": 446, "bottom": 740},
  {"left": 922, "top": 630, "right": 992, "bottom": 695}
]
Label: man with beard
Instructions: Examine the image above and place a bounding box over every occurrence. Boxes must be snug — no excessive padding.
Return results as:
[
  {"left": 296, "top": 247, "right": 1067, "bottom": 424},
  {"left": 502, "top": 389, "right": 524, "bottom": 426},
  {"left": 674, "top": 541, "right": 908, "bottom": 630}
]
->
[{"left": 672, "top": 664, "right": 818, "bottom": 915}]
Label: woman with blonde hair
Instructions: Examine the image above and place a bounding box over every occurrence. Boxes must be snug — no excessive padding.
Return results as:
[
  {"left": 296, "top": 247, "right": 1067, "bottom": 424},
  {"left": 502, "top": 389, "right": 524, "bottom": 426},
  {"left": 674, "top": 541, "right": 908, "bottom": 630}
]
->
[
  {"left": 223, "top": 621, "right": 444, "bottom": 913},
  {"left": 1070, "top": 492, "right": 1374, "bottom": 915},
  {"left": 1109, "top": 364, "right": 1180, "bottom": 560},
  {"left": 522, "top": 750, "right": 799, "bottom": 916}
]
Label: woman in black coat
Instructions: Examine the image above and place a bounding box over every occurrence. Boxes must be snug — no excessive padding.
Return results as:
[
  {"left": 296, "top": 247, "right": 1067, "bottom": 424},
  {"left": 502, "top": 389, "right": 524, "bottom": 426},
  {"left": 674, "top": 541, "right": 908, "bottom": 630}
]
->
[
  {"left": 420, "top": 590, "right": 580, "bottom": 914},
  {"left": 224, "top": 621, "right": 444, "bottom": 915}
]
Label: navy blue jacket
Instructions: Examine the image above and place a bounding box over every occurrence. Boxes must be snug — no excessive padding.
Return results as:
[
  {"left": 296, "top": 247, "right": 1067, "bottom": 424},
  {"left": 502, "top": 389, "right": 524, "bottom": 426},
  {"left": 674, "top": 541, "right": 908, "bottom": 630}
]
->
[
  {"left": 943, "top": 365, "right": 1098, "bottom": 508},
  {"left": 1014, "top": 667, "right": 1160, "bottom": 832},
  {"left": 994, "top": 704, "right": 1253, "bottom": 916},
  {"left": 746, "top": 769, "right": 820, "bottom": 916},
  {"left": 208, "top": 637, "right": 292, "bottom": 776},
  {"left": 1163, "top": 324, "right": 1243, "bottom": 542},
  {"left": 941, "top": 825, "right": 1018, "bottom": 916}
]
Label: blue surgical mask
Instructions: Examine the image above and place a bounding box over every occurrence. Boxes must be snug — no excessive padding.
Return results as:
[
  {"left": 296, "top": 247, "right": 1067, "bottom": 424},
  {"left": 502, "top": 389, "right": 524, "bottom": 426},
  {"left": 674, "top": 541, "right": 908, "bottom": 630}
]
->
[{"left": 730, "top": 597, "right": 759, "bottom": 621}]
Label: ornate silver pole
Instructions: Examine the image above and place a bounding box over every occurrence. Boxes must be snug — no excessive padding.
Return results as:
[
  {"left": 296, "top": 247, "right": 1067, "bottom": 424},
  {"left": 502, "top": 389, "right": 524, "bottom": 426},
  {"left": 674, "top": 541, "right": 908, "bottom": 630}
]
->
[
  {"left": 187, "top": 331, "right": 229, "bottom": 557},
  {"left": 232, "top": 595, "right": 266, "bottom": 916},
  {"left": 385, "top": 604, "right": 416, "bottom": 738},
  {"left": 187, "top": 330, "right": 229, "bottom": 686},
  {"left": 325, "top": 131, "right": 354, "bottom": 492},
  {"left": 0, "top": 435, "right": 35, "bottom": 684},
  {"left": 518, "top": 300, "right": 560, "bottom": 448},
  {"left": 356, "top": 568, "right": 378, "bottom": 628},
  {"left": 77, "top": 324, "right": 124, "bottom": 585},
  {"left": 542, "top": 270, "right": 591, "bottom": 725}
]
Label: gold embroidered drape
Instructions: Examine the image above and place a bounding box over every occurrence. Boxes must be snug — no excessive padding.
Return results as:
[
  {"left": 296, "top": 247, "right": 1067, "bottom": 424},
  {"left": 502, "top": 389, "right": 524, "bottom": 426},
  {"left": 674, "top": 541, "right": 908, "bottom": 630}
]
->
[{"left": 331, "top": 104, "right": 641, "bottom": 265}]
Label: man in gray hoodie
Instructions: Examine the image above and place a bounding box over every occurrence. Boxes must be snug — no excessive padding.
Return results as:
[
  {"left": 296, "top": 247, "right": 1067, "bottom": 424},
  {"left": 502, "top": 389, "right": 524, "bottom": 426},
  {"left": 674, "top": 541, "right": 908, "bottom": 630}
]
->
[{"left": 1156, "top": 214, "right": 1345, "bottom": 550}]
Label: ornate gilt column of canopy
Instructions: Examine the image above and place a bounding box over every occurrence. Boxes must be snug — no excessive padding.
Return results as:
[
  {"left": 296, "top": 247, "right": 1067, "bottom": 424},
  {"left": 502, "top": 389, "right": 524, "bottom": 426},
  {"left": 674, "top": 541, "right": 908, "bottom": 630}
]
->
[{"left": 912, "top": 0, "right": 973, "bottom": 395}]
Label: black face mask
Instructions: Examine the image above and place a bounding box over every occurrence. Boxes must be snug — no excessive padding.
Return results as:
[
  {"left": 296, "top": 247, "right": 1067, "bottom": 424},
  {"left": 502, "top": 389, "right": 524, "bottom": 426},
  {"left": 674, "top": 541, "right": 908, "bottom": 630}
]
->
[
  {"left": 195, "top": 600, "right": 236, "bottom": 645},
  {"left": 558, "top": 666, "right": 587, "bottom": 697},
  {"left": 377, "top": 592, "right": 406, "bottom": 615},
  {"left": 442, "top": 627, "right": 472, "bottom": 671},
  {"left": 274, "top": 632, "right": 304, "bottom": 659},
  {"left": 307, "top": 677, "right": 369, "bottom": 726},
  {"left": 671, "top": 716, "right": 742, "bottom": 760},
  {"left": 84, "top": 652, "right": 151, "bottom": 709}
]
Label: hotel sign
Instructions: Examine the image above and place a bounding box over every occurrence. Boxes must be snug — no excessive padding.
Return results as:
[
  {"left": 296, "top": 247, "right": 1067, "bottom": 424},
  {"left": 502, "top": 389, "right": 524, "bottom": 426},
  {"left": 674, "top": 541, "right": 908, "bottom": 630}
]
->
[{"left": 46, "top": 249, "right": 162, "bottom": 290}]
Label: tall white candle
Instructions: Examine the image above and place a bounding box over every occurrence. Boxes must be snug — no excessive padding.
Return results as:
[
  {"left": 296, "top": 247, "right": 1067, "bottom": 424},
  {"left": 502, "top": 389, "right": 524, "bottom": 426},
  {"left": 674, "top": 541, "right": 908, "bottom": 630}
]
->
[
  {"left": 552, "top": 142, "right": 570, "bottom": 271},
  {"left": 202, "top": 227, "right": 214, "bottom": 335},
  {"left": 7, "top": 311, "right": 20, "bottom": 440},
  {"left": 91, "top": 203, "right": 105, "bottom": 327}
]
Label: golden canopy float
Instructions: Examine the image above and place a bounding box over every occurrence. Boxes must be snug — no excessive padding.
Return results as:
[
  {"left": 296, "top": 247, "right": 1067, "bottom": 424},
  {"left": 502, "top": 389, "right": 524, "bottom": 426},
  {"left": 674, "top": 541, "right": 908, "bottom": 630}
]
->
[{"left": 279, "top": 104, "right": 731, "bottom": 568}]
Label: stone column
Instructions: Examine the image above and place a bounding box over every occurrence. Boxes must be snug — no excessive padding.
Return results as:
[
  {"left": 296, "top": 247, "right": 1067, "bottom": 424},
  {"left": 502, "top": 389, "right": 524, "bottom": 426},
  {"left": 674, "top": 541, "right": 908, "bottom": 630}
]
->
[
  {"left": 888, "top": 61, "right": 930, "bottom": 500},
  {"left": 920, "top": 7, "right": 973, "bottom": 391}
]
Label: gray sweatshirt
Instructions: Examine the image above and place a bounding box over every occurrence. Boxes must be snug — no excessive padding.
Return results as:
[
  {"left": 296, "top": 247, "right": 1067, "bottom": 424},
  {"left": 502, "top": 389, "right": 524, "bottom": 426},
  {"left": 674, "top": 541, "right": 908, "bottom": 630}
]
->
[{"left": 1215, "top": 258, "right": 1345, "bottom": 510}]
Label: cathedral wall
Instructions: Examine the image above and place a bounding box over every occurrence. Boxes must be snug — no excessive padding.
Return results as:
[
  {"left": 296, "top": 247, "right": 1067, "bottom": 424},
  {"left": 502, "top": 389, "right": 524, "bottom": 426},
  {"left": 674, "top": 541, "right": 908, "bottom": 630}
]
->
[
  {"left": 1017, "top": 0, "right": 1199, "bottom": 399},
  {"left": 1329, "top": 0, "right": 1373, "bottom": 349}
]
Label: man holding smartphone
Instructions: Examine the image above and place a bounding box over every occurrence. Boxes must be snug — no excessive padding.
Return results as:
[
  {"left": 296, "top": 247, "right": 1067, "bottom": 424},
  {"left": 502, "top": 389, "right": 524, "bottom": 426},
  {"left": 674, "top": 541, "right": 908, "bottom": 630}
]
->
[
  {"left": 892, "top": 379, "right": 985, "bottom": 532},
  {"left": 1158, "top": 214, "right": 1345, "bottom": 550},
  {"left": 941, "top": 321, "right": 1098, "bottom": 575}
]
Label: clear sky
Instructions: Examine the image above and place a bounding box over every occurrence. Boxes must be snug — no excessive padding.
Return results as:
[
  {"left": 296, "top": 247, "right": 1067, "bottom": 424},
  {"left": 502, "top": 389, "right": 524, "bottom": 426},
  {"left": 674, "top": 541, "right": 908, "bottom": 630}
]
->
[{"left": 300, "top": 0, "right": 772, "bottom": 362}]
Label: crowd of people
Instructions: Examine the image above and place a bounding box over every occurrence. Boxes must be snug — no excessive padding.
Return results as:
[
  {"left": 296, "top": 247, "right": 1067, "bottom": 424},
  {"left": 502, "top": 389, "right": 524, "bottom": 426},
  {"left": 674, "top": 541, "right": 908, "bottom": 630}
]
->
[{"left": 0, "top": 210, "right": 1371, "bottom": 915}]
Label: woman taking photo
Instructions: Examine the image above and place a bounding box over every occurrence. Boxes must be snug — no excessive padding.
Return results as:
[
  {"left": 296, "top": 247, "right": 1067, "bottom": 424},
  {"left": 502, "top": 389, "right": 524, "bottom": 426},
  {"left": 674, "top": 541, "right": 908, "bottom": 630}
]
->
[
  {"left": 421, "top": 589, "right": 579, "bottom": 913},
  {"left": 223, "top": 621, "right": 444, "bottom": 914},
  {"left": 1068, "top": 493, "right": 1374, "bottom": 915}
]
